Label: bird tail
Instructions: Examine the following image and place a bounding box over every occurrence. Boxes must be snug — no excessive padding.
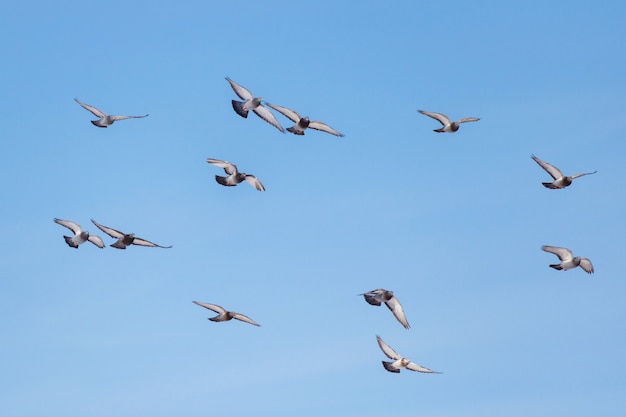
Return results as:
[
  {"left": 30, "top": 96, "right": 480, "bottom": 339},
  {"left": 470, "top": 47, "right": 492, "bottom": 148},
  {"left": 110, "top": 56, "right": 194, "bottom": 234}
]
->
[
  {"left": 110, "top": 242, "right": 127, "bottom": 249},
  {"left": 549, "top": 264, "right": 563, "bottom": 270},
  {"left": 231, "top": 100, "right": 248, "bottom": 118},
  {"left": 90, "top": 121, "right": 107, "bottom": 128},
  {"left": 362, "top": 294, "right": 382, "bottom": 306},
  {"left": 542, "top": 182, "right": 557, "bottom": 189},
  {"left": 215, "top": 175, "right": 232, "bottom": 187},
  {"left": 382, "top": 361, "right": 400, "bottom": 373},
  {"left": 287, "top": 126, "right": 304, "bottom": 135},
  {"left": 63, "top": 236, "right": 78, "bottom": 248},
  {"left": 433, "top": 128, "right": 445, "bottom": 133}
]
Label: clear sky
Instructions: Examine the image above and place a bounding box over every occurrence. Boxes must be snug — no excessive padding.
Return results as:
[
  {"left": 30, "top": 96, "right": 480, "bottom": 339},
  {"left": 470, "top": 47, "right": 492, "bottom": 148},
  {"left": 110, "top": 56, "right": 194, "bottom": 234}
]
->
[{"left": 1, "top": 1, "right": 625, "bottom": 416}]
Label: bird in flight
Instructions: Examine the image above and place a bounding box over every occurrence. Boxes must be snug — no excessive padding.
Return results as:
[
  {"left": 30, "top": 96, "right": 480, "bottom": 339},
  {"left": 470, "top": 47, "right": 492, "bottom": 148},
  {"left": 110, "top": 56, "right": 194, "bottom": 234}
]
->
[
  {"left": 417, "top": 110, "right": 480, "bottom": 133},
  {"left": 376, "top": 335, "right": 441, "bottom": 374},
  {"left": 265, "top": 103, "right": 344, "bottom": 137},
  {"left": 74, "top": 98, "right": 148, "bottom": 128},
  {"left": 359, "top": 288, "right": 410, "bottom": 329},
  {"left": 531, "top": 155, "right": 597, "bottom": 189},
  {"left": 225, "top": 77, "right": 285, "bottom": 133},
  {"left": 542, "top": 245, "right": 594, "bottom": 274},
  {"left": 206, "top": 158, "right": 265, "bottom": 191},
  {"left": 193, "top": 301, "right": 261, "bottom": 326},
  {"left": 53, "top": 218, "right": 104, "bottom": 249},
  {"left": 90, "top": 219, "right": 172, "bottom": 249}
]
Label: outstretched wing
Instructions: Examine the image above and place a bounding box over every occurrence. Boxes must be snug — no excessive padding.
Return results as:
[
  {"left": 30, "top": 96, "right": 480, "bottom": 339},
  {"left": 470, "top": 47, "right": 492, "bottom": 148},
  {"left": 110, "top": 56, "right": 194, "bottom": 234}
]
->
[
  {"left": 579, "top": 258, "right": 594, "bottom": 274},
  {"left": 308, "top": 121, "right": 344, "bottom": 137},
  {"left": 74, "top": 98, "right": 106, "bottom": 117},
  {"left": 111, "top": 114, "right": 149, "bottom": 121},
  {"left": 193, "top": 301, "right": 226, "bottom": 315},
  {"left": 54, "top": 218, "right": 82, "bottom": 235},
  {"left": 571, "top": 170, "right": 597, "bottom": 180},
  {"left": 418, "top": 110, "right": 450, "bottom": 127},
  {"left": 225, "top": 77, "right": 253, "bottom": 100},
  {"left": 531, "top": 155, "right": 563, "bottom": 180},
  {"left": 376, "top": 335, "right": 401, "bottom": 360},
  {"left": 91, "top": 219, "right": 125, "bottom": 239},
  {"left": 385, "top": 297, "right": 410, "bottom": 329},
  {"left": 244, "top": 174, "right": 265, "bottom": 191},
  {"left": 266, "top": 103, "right": 301, "bottom": 123},
  {"left": 253, "top": 105, "right": 285, "bottom": 133},
  {"left": 542, "top": 245, "right": 573, "bottom": 262},
  {"left": 88, "top": 234, "right": 105, "bottom": 248},
  {"left": 132, "top": 237, "right": 172, "bottom": 248},
  {"left": 232, "top": 312, "right": 261, "bottom": 327},
  {"left": 406, "top": 361, "right": 441, "bottom": 374},
  {"left": 207, "top": 158, "right": 237, "bottom": 175},
  {"left": 458, "top": 117, "right": 480, "bottom": 124}
]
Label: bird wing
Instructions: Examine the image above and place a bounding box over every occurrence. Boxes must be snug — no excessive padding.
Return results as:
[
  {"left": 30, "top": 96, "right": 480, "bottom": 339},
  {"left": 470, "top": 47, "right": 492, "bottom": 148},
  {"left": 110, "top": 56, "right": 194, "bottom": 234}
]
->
[
  {"left": 308, "top": 121, "right": 344, "bottom": 137},
  {"left": 232, "top": 312, "right": 261, "bottom": 326},
  {"left": 531, "top": 155, "right": 563, "bottom": 180},
  {"left": 54, "top": 218, "right": 82, "bottom": 235},
  {"left": 90, "top": 219, "right": 125, "bottom": 239},
  {"left": 193, "top": 301, "right": 226, "bottom": 314},
  {"left": 225, "top": 77, "right": 253, "bottom": 100},
  {"left": 88, "top": 234, "right": 105, "bottom": 248},
  {"left": 376, "top": 335, "right": 401, "bottom": 360},
  {"left": 571, "top": 170, "right": 597, "bottom": 180},
  {"left": 244, "top": 175, "right": 265, "bottom": 191},
  {"left": 542, "top": 245, "right": 573, "bottom": 262},
  {"left": 207, "top": 158, "right": 237, "bottom": 175},
  {"left": 111, "top": 114, "right": 149, "bottom": 121},
  {"left": 74, "top": 98, "right": 106, "bottom": 117},
  {"left": 131, "top": 237, "right": 172, "bottom": 248},
  {"left": 458, "top": 117, "right": 480, "bottom": 124},
  {"left": 418, "top": 110, "right": 450, "bottom": 127},
  {"left": 385, "top": 297, "right": 410, "bottom": 329},
  {"left": 253, "top": 105, "right": 285, "bottom": 133},
  {"left": 406, "top": 361, "right": 440, "bottom": 374},
  {"left": 265, "top": 103, "right": 301, "bottom": 123},
  {"left": 579, "top": 258, "right": 594, "bottom": 274}
]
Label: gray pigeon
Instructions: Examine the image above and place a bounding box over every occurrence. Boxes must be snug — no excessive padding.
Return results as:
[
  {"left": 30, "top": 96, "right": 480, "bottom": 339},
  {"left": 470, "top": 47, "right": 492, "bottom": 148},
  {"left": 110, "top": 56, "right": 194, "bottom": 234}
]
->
[
  {"left": 193, "top": 301, "right": 261, "bottom": 326},
  {"left": 53, "top": 218, "right": 105, "bottom": 249},
  {"left": 90, "top": 219, "right": 172, "bottom": 249},
  {"left": 359, "top": 288, "right": 410, "bottom": 329},
  {"left": 74, "top": 98, "right": 148, "bottom": 128},
  {"left": 265, "top": 103, "right": 344, "bottom": 137},
  {"left": 206, "top": 158, "right": 265, "bottom": 191},
  {"left": 542, "top": 245, "right": 594, "bottom": 274},
  {"left": 417, "top": 110, "right": 480, "bottom": 133},
  {"left": 531, "top": 155, "right": 597, "bottom": 189},
  {"left": 225, "top": 77, "right": 285, "bottom": 133},
  {"left": 376, "top": 335, "right": 440, "bottom": 374}
]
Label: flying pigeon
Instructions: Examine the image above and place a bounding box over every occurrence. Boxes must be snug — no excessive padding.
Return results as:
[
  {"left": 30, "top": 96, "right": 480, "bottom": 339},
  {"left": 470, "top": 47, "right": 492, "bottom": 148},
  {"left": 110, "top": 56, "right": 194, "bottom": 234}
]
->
[
  {"left": 531, "top": 155, "right": 597, "bottom": 189},
  {"left": 542, "top": 245, "right": 594, "bottom": 274},
  {"left": 90, "top": 219, "right": 172, "bottom": 249},
  {"left": 206, "top": 158, "right": 265, "bottom": 191},
  {"left": 193, "top": 301, "right": 261, "bottom": 326},
  {"left": 74, "top": 98, "right": 148, "bottom": 128},
  {"left": 359, "top": 288, "right": 410, "bottom": 329},
  {"left": 417, "top": 110, "right": 480, "bottom": 133},
  {"left": 53, "top": 218, "right": 105, "bottom": 249},
  {"left": 376, "top": 335, "right": 440, "bottom": 374},
  {"left": 265, "top": 103, "right": 344, "bottom": 137},
  {"left": 225, "top": 77, "right": 285, "bottom": 133}
]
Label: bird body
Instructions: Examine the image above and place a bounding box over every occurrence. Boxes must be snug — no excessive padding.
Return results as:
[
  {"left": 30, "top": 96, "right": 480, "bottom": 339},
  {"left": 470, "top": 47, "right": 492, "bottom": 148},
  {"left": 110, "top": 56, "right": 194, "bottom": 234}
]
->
[
  {"left": 74, "top": 98, "right": 148, "bottom": 128},
  {"left": 531, "top": 155, "right": 596, "bottom": 189},
  {"left": 542, "top": 245, "right": 594, "bottom": 274},
  {"left": 53, "top": 218, "right": 104, "bottom": 249},
  {"left": 418, "top": 110, "right": 479, "bottom": 133}
]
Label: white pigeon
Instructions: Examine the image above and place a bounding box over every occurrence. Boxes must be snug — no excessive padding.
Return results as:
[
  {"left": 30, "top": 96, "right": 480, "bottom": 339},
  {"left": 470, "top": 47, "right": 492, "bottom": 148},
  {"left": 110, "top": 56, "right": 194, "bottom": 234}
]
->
[
  {"left": 193, "top": 301, "right": 261, "bottom": 326},
  {"left": 417, "top": 110, "right": 480, "bottom": 133},
  {"left": 225, "top": 77, "right": 285, "bottom": 133},
  {"left": 90, "top": 219, "right": 172, "bottom": 249},
  {"left": 376, "top": 335, "right": 440, "bottom": 374},
  {"left": 206, "top": 158, "right": 265, "bottom": 191},
  {"left": 265, "top": 103, "right": 344, "bottom": 137},
  {"left": 74, "top": 98, "right": 148, "bottom": 128},
  {"left": 531, "top": 155, "right": 597, "bottom": 189},
  {"left": 359, "top": 288, "right": 410, "bottom": 329},
  {"left": 53, "top": 218, "right": 105, "bottom": 249},
  {"left": 542, "top": 245, "right": 594, "bottom": 274}
]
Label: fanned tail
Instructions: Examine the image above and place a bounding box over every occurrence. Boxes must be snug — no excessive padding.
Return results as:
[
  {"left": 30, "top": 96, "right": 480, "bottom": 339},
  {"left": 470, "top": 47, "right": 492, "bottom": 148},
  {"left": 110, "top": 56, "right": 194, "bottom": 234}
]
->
[{"left": 231, "top": 100, "right": 248, "bottom": 118}]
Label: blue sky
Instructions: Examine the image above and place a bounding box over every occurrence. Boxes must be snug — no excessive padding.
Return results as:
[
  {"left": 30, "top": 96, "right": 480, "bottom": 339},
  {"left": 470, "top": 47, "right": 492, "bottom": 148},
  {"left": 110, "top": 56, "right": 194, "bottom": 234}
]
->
[{"left": 1, "top": 1, "right": 625, "bottom": 416}]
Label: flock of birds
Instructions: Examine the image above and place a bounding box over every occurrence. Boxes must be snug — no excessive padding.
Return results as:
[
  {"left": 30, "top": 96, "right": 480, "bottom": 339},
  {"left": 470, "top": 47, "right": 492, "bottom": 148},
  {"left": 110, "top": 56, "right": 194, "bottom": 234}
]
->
[{"left": 55, "top": 76, "right": 598, "bottom": 375}]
